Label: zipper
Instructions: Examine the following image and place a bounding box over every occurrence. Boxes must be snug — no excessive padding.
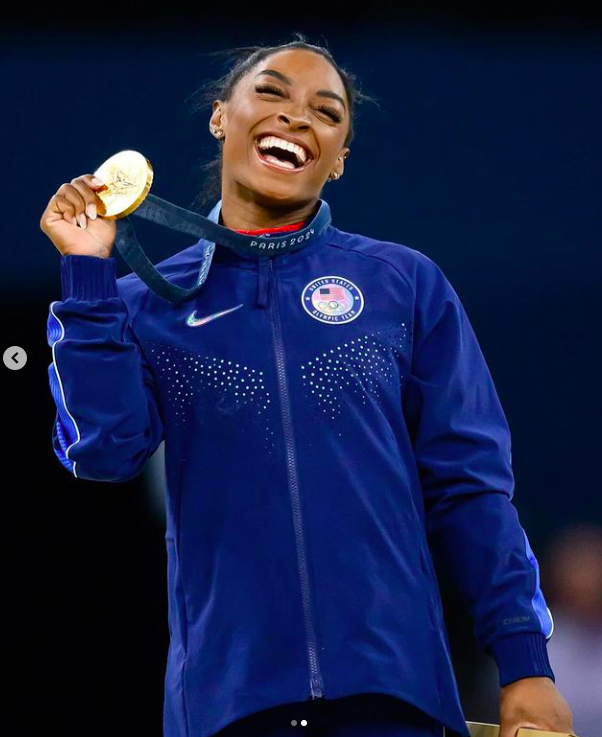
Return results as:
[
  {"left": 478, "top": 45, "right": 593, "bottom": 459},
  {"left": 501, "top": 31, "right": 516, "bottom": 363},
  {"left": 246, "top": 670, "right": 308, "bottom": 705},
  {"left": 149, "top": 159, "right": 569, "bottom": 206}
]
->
[
  {"left": 257, "top": 256, "right": 270, "bottom": 308},
  {"left": 268, "top": 258, "right": 325, "bottom": 699}
]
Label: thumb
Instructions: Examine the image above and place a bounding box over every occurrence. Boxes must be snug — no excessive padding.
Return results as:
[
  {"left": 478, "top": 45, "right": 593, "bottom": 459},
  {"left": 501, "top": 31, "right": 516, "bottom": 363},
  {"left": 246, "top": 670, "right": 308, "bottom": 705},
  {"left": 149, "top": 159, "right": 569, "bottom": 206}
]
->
[{"left": 89, "top": 176, "right": 108, "bottom": 191}]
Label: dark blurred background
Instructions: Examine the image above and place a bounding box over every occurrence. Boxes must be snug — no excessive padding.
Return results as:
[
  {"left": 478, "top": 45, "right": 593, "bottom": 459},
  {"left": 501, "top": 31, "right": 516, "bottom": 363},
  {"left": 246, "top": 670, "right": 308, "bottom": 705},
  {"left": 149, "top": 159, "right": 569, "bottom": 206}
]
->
[{"left": 2, "top": 4, "right": 601, "bottom": 736}]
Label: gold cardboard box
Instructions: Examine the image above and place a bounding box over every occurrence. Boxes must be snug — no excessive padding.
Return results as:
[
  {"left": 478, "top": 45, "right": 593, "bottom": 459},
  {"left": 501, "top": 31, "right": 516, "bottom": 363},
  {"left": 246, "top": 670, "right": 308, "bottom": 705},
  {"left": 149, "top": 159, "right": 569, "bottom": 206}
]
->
[{"left": 467, "top": 722, "right": 581, "bottom": 737}]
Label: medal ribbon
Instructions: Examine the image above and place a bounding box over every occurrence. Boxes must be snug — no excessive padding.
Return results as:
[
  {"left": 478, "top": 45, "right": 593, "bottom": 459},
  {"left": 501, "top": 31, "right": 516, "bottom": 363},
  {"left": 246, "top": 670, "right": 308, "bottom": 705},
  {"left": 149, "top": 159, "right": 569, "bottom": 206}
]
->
[{"left": 114, "top": 194, "right": 331, "bottom": 304}]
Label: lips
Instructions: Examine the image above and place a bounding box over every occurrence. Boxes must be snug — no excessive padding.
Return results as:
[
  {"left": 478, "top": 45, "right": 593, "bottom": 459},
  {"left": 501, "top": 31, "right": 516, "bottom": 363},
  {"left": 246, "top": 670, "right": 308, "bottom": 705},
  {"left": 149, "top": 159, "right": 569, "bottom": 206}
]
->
[{"left": 253, "top": 135, "right": 315, "bottom": 174}]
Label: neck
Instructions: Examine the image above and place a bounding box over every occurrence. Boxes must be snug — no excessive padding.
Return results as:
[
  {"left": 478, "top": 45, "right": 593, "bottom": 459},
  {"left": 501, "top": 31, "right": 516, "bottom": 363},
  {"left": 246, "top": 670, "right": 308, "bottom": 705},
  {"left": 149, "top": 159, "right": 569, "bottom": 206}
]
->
[{"left": 219, "top": 185, "right": 319, "bottom": 231}]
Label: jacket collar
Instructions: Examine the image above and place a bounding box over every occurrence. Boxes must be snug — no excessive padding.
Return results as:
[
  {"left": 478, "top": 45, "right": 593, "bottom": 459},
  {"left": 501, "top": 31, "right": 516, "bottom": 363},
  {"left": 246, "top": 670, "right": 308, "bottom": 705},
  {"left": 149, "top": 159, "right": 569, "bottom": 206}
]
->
[{"left": 207, "top": 198, "right": 333, "bottom": 267}]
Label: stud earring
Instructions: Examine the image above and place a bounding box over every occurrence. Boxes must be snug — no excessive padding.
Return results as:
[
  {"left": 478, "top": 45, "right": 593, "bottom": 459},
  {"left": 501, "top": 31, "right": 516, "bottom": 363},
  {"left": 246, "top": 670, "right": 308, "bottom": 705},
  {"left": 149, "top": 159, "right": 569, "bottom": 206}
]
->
[{"left": 212, "top": 128, "right": 224, "bottom": 139}]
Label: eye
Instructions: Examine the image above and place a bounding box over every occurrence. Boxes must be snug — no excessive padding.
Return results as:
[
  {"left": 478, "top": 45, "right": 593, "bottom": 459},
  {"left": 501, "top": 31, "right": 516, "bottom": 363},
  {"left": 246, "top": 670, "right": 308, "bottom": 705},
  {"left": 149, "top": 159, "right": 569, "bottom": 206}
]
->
[
  {"left": 317, "top": 106, "right": 343, "bottom": 123},
  {"left": 255, "top": 84, "right": 343, "bottom": 124},
  {"left": 255, "top": 84, "right": 284, "bottom": 96}
]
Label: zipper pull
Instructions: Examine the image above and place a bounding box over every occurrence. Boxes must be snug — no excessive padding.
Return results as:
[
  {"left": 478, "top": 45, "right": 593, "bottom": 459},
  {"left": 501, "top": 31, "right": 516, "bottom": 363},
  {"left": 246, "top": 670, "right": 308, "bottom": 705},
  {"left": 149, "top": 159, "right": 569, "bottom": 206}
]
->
[{"left": 256, "top": 256, "right": 270, "bottom": 308}]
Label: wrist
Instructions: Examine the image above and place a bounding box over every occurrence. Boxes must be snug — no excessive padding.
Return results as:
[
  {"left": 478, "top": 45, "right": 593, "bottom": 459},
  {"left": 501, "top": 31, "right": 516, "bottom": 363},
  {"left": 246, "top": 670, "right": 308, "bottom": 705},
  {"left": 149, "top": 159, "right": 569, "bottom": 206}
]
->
[{"left": 501, "top": 675, "right": 554, "bottom": 690}]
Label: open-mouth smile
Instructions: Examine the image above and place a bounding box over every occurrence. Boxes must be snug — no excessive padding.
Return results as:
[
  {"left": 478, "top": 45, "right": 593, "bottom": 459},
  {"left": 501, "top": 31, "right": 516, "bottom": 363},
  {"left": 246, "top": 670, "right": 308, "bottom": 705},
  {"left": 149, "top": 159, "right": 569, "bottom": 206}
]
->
[{"left": 253, "top": 133, "right": 314, "bottom": 174}]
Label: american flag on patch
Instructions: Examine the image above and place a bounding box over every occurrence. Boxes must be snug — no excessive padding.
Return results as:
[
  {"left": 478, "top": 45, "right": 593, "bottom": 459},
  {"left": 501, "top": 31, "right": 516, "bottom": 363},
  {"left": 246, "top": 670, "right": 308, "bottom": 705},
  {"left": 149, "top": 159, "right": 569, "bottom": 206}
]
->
[{"left": 319, "top": 286, "right": 347, "bottom": 300}]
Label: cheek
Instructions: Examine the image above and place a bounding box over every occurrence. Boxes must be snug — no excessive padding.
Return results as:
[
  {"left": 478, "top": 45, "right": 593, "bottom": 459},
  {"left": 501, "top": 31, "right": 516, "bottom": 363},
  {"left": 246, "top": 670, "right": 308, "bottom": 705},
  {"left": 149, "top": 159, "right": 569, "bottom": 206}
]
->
[
  {"left": 221, "top": 106, "right": 257, "bottom": 162},
  {"left": 222, "top": 135, "right": 253, "bottom": 171},
  {"left": 313, "top": 148, "right": 337, "bottom": 177},
  {"left": 318, "top": 133, "right": 346, "bottom": 167}
]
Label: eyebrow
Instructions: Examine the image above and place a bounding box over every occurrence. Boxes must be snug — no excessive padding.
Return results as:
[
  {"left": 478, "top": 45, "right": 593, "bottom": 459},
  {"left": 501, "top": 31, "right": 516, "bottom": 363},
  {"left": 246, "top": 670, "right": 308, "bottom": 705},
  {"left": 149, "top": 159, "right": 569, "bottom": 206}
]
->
[{"left": 254, "top": 69, "right": 347, "bottom": 112}]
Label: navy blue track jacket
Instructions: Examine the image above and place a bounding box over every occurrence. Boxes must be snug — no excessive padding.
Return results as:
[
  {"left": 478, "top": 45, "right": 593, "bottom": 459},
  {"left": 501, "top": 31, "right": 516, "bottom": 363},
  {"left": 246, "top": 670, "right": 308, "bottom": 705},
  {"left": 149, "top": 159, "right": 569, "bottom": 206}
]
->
[{"left": 47, "top": 198, "right": 555, "bottom": 737}]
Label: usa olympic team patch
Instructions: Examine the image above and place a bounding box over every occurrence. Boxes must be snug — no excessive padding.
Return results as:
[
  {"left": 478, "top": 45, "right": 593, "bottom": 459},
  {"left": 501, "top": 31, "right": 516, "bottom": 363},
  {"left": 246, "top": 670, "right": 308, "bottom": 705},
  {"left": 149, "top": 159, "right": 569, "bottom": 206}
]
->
[{"left": 301, "top": 276, "right": 364, "bottom": 324}]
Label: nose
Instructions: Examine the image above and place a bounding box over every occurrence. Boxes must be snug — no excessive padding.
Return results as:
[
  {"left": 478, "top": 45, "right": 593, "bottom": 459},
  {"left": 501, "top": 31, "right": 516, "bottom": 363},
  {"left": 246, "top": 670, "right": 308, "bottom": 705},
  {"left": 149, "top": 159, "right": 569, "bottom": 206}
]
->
[{"left": 277, "top": 110, "right": 311, "bottom": 130}]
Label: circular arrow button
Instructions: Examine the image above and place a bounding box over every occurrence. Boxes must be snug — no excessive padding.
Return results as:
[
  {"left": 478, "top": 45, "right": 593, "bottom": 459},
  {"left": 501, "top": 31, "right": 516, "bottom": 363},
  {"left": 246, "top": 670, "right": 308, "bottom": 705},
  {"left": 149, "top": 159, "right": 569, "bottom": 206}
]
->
[{"left": 3, "top": 346, "right": 27, "bottom": 370}]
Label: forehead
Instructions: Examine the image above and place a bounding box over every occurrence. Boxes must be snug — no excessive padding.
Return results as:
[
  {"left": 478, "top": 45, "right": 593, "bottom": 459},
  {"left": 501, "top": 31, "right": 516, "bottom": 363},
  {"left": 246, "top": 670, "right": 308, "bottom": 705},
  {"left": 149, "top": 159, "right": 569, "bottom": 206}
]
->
[{"left": 247, "top": 48, "right": 346, "bottom": 96}]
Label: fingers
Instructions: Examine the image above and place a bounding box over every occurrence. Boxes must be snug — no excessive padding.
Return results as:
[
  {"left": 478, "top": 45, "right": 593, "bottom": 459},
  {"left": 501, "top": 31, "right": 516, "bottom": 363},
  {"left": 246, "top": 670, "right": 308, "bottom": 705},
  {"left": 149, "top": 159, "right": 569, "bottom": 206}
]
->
[
  {"left": 71, "top": 174, "right": 107, "bottom": 220},
  {"left": 55, "top": 174, "right": 107, "bottom": 229},
  {"left": 52, "top": 194, "right": 78, "bottom": 226}
]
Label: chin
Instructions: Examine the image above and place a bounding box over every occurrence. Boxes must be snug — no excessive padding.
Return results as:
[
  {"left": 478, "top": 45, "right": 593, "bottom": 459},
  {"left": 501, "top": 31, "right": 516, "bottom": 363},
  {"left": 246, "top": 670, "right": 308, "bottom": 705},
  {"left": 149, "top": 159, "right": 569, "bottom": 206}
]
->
[{"left": 244, "top": 177, "right": 314, "bottom": 208}]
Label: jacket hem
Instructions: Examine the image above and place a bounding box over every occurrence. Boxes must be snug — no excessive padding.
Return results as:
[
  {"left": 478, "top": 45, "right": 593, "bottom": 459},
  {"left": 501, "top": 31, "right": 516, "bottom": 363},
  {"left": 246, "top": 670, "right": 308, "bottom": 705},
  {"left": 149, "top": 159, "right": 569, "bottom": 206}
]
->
[{"left": 319, "top": 685, "right": 470, "bottom": 737}]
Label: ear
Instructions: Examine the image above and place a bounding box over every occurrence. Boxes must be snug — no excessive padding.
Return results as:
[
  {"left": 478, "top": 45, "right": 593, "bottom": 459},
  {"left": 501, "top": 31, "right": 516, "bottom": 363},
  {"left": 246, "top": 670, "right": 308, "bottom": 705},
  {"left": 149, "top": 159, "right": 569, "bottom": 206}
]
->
[
  {"left": 336, "top": 147, "right": 350, "bottom": 178},
  {"left": 209, "top": 101, "right": 225, "bottom": 133}
]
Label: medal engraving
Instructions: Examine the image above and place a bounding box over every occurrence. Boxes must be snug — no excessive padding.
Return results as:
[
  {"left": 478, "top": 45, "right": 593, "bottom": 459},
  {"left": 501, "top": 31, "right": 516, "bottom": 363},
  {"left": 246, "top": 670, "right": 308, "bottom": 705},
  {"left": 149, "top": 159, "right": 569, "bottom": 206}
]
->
[{"left": 93, "top": 149, "right": 153, "bottom": 219}]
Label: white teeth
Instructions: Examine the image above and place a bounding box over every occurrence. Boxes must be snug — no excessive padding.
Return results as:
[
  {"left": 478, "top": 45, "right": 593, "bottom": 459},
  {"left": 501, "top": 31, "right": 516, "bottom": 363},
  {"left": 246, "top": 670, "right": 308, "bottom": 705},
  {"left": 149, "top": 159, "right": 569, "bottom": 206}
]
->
[{"left": 257, "top": 135, "right": 309, "bottom": 166}]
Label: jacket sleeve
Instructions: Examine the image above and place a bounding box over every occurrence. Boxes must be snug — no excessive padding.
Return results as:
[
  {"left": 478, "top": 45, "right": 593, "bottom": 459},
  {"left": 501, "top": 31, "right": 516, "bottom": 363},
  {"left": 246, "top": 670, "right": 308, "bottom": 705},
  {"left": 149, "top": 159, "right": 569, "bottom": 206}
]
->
[
  {"left": 47, "top": 255, "right": 164, "bottom": 482},
  {"left": 402, "top": 253, "right": 555, "bottom": 688}
]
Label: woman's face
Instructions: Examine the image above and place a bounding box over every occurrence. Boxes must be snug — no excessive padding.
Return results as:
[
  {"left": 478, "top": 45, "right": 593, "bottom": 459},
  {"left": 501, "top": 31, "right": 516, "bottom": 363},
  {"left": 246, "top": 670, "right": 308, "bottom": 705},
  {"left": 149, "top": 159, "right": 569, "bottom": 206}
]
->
[{"left": 210, "top": 48, "right": 351, "bottom": 207}]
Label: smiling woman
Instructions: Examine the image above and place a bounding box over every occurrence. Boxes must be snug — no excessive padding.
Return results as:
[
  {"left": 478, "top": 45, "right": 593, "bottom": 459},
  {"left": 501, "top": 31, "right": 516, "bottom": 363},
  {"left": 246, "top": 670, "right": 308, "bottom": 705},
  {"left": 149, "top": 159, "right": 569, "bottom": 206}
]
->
[{"left": 41, "top": 29, "right": 574, "bottom": 737}]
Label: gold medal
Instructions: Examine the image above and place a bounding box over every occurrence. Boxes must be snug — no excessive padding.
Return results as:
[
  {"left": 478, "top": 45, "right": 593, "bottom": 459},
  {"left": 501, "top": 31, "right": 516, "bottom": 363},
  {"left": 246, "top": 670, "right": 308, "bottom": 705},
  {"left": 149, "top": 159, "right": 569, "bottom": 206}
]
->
[{"left": 93, "top": 149, "right": 154, "bottom": 219}]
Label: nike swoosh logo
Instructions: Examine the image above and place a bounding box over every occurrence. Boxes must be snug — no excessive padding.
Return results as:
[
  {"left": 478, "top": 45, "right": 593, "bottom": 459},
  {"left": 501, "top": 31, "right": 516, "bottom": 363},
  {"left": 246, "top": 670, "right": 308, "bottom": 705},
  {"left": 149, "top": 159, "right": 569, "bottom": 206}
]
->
[{"left": 186, "top": 303, "right": 244, "bottom": 327}]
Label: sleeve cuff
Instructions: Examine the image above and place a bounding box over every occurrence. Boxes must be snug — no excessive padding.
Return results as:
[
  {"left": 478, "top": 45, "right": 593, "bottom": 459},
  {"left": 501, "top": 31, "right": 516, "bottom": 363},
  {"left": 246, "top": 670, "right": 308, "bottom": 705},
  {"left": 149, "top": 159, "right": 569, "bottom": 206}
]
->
[
  {"left": 61, "top": 255, "right": 118, "bottom": 300},
  {"left": 488, "top": 632, "right": 555, "bottom": 687}
]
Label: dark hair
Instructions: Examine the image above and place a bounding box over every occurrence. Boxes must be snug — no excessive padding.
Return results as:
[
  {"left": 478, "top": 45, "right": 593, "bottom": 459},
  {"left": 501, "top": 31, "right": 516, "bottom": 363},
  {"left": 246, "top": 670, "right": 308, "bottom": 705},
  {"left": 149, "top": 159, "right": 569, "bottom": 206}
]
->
[{"left": 184, "top": 32, "right": 378, "bottom": 213}]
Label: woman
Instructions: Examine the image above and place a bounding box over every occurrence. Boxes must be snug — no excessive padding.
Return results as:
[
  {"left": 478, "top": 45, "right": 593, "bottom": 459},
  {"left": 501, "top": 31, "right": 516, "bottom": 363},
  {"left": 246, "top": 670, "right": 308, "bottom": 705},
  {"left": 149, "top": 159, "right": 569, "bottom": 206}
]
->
[{"left": 40, "top": 36, "right": 574, "bottom": 737}]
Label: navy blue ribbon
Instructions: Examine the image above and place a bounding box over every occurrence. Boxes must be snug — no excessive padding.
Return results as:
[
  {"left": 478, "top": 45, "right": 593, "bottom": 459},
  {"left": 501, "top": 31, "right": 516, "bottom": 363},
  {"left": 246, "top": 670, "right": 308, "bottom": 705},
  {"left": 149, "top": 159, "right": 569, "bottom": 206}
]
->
[{"left": 114, "top": 194, "right": 331, "bottom": 304}]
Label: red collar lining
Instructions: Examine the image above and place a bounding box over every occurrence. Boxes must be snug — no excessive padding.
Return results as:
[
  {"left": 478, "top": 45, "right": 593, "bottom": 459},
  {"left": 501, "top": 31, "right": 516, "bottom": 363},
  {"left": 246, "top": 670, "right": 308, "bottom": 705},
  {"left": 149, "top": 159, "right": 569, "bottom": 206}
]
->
[{"left": 234, "top": 220, "right": 306, "bottom": 235}]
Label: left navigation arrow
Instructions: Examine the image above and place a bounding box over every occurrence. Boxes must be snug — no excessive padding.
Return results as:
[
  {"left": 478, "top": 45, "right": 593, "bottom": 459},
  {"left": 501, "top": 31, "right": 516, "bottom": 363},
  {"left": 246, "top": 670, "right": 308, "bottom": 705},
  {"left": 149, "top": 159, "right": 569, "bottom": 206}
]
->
[{"left": 3, "top": 346, "right": 27, "bottom": 370}]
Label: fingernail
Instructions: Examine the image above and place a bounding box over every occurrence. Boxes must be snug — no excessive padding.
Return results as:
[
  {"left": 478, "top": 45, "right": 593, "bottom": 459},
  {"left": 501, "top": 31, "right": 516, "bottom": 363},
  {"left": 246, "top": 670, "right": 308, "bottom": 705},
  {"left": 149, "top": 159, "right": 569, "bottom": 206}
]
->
[
  {"left": 90, "top": 177, "right": 104, "bottom": 186},
  {"left": 78, "top": 213, "right": 87, "bottom": 229},
  {"left": 86, "top": 203, "right": 97, "bottom": 220}
]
